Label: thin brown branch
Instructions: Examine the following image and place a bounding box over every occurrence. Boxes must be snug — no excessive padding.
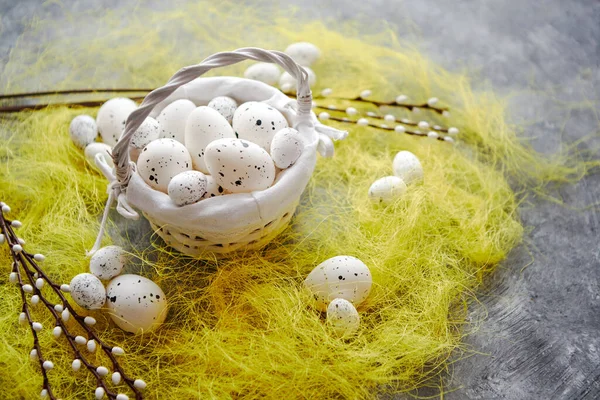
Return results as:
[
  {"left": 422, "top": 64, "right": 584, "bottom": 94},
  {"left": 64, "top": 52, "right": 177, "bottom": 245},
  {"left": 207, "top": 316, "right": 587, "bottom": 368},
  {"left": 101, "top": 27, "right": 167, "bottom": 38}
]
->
[
  {"left": 0, "top": 98, "right": 146, "bottom": 113},
  {"left": 0, "top": 88, "right": 153, "bottom": 100}
]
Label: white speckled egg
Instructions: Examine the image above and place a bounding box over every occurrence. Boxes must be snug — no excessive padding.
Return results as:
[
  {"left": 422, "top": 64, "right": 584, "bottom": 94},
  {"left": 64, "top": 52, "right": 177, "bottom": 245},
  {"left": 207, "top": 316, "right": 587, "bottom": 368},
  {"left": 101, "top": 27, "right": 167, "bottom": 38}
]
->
[
  {"left": 304, "top": 255, "right": 372, "bottom": 312},
  {"left": 84, "top": 142, "right": 113, "bottom": 169},
  {"left": 284, "top": 42, "right": 321, "bottom": 67},
  {"left": 327, "top": 298, "right": 360, "bottom": 337},
  {"left": 208, "top": 96, "right": 238, "bottom": 124},
  {"left": 201, "top": 175, "right": 227, "bottom": 199},
  {"left": 368, "top": 176, "right": 408, "bottom": 204},
  {"left": 204, "top": 138, "right": 276, "bottom": 193},
  {"left": 137, "top": 138, "right": 192, "bottom": 193},
  {"left": 392, "top": 151, "right": 424, "bottom": 185},
  {"left": 184, "top": 106, "right": 236, "bottom": 173},
  {"left": 167, "top": 170, "right": 207, "bottom": 206},
  {"left": 90, "top": 245, "right": 126, "bottom": 280},
  {"left": 278, "top": 67, "right": 316, "bottom": 92},
  {"left": 70, "top": 273, "right": 106, "bottom": 310},
  {"left": 243, "top": 62, "right": 281, "bottom": 85},
  {"left": 106, "top": 274, "right": 167, "bottom": 334},
  {"left": 270, "top": 128, "right": 304, "bottom": 169},
  {"left": 96, "top": 98, "right": 137, "bottom": 146},
  {"left": 232, "top": 102, "right": 289, "bottom": 151},
  {"left": 128, "top": 117, "right": 160, "bottom": 161},
  {"left": 157, "top": 99, "right": 196, "bottom": 144},
  {"left": 69, "top": 115, "right": 98, "bottom": 149}
]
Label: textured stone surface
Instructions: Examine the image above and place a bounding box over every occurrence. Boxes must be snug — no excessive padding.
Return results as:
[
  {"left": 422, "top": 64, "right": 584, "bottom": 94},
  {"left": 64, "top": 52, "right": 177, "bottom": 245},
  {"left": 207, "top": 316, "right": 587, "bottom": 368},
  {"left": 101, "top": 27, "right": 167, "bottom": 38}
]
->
[{"left": 1, "top": 1, "right": 599, "bottom": 398}]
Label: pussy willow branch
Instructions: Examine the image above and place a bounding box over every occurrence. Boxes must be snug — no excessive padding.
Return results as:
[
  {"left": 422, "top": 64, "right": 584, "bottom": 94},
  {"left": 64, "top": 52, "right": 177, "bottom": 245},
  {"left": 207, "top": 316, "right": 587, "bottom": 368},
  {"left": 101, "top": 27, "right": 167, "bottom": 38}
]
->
[
  {"left": 325, "top": 116, "right": 451, "bottom": 142},
  {"left": 0, "top": 88, "right": 154, "bottom": 100},
  {"left": 318, "top": 95, "right": 448, "bottom": 114},
  {"left": 0, "top": 98, "right": 146, "bottom": 113},
  {"left": 0, "top": 205, "right": 143, "bottom": 400}
]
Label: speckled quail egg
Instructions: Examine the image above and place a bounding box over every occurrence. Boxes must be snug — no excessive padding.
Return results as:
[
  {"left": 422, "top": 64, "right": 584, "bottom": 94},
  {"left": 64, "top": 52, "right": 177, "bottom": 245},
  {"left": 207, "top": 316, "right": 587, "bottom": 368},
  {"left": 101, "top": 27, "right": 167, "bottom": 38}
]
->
[
  {"left": 204, "top": 138, "right": 276, "bottom": 193},
  {"left": 304, "top": 255, "right": 372, "bottom": 312},
  {"left": 167, "top": 170, "right": 207, "bottom": 206},
  {"left": 392, "top": 151, "right": 424, "bottom": 185},
  {"left": 96, "top": 98, "right": 138, "bottom": 146},
  {"left": 89, "top": 245, "right": 126, "bottom": 281},
  {"left": 137, "top": 138, "right": 192, "bottom": 193},
  {"left": 278, "top": 67, "right": 316, "bottom": 92},
  {"left": 232, "top": 102, "right": 289, "bottom": 151},
  {"left": 184, "top": 106, "right": 236, "bottom": 173},
  {"left": 157, "top": 99, "right": 196, "bottom": 144},
  {"left": 106, "top": 274, "right": 167, "bottom": 334},
  {"left": 327, "top": 298, "right": 360, "bottom": 337},
  {"left": 69, "top": 273, "right": 106, "bottom": 310},
  {"left": 207, "top": 96, "right": 238, "bottom": 124},
  {"left": 368, "top": 176, "right": 408, "bottom": 204},
  {"left": 270, "top": 127, "right": 304, "bottom": 169},
  {"left": 128, "top": 117, "right": 160, "bottom": 162},
  {"left": 243, "top": 62, "right": 281, "bottom": 85},
  {"left": 284, "top": 42, "right": 321, "bottom": 67},
  {"left": 84, "top": 142, "right": 113, "bottom": 170},
  {"left": 69, "top": 115, "right": 98, "bottom": 149}
]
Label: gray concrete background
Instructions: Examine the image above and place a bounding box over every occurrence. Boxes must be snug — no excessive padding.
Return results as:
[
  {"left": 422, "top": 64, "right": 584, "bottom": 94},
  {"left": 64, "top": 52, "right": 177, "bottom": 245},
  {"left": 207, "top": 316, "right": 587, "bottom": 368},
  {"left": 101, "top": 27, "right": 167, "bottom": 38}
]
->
[{"left": 1, "top": 1, "right": 599, "bottom": 399}]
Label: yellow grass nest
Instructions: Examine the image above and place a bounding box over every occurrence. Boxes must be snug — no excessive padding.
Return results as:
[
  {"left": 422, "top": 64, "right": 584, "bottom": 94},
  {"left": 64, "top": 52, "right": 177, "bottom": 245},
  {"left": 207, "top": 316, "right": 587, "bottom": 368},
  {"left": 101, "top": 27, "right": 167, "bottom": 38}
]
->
[{"left": 0, "top": 2, "right": 590, "bottom": 399}]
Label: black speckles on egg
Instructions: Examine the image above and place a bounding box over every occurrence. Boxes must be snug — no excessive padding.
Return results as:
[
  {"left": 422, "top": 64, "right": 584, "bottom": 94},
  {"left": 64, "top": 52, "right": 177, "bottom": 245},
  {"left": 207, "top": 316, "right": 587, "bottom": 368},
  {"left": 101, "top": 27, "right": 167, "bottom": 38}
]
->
[
  {"left": 232, "top": 101, "right": 289, "bottom": 151},
  {"left": 70, "top": 273, "right": 106, "bottom": 310},
  {"left": 137, "top": 138, "right": 192, "bottom": 193}
]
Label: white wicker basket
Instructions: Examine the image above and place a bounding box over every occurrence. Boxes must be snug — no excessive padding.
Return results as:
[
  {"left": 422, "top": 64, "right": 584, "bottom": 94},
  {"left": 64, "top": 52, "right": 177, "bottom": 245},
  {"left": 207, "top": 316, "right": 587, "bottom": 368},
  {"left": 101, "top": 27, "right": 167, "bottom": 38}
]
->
[{"left": 94, "top": 48, "right": 346, "bottom": 256}]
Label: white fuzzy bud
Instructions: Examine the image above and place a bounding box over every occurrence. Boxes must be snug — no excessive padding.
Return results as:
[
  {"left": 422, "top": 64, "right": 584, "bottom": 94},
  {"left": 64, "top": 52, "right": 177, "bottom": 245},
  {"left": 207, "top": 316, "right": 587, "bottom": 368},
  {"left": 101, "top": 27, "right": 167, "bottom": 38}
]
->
[
  {"left": 359, "top": 90, "right": 372, "bottom": 99},
  {"left": 433, "top": 125, "right": 442, "bottom": 130},
  {"left": 427, "top": 97, "right": 439, "bottom": 106},
  {"left": 84, "top": 316, "right": 97, "bottom": 326},
  {"left": 321, "top": 88, "right": 332, "bottom": 96},
  {"left": 60, "top": 284, "right": 70, "bottom": 292},
  {"left": 96, "top": 366, "right": 109, "bottom": 376},
  {"left": 380, "top": 124, "right": 388, "bottom": 129},
  {"left": 61, "top": 309, "right": 70, "bottom": 322},
  {"left": 111, "top": 347, "right": 125, "bottom": 356},
  {"left": 11, "top": 220, "right": 22, "bottom": 228},
  {"left": 427, "top": 131, "right": 439, "bottom": 139},
  {"left": 318, "top": 112, "right": 330, "bottom": 120},
  {"left": 442, "top": 110, "right": 451, "bottom": 117},
  {"left": 72, "top": 359, "right": 81, "bottom": 371},
  {"left": 418, "top": 121, "right": 430, "bottom": 130},
  {"left": 1, "top": 205, "right": 10, "bottom": 213},
  {"left": 342, "top": 117, "right": 350, "bottom": 122},
  {"left": 19, "top": 312, "right": 27, "bottom": 325},
  {"left": 366, "top": 111, "right": 377, "bottom": 117},
  {"left": 33, "top": 272, "right": 38, "bottom": 279},
  {"left": 12, "top": 245, "right": 23, "bottom": 253},
  {"left": 112, "top": 372, "right": 122, "bottom": 385},
  {"left": 30, "top": 349, "right": 38, "bottom": 360},
  {"left": 35, "top": 278, "right": 44, "bottom": 289},
  {"left": 444, "top": 136, "right": 455, "bottom": 143},
  {"left": 311, "top": 101, "right": 317, "bottom": 108},
  {"left": 412, "top": 107, "right": 420, "bottom": 113},
  {"left": 116, "top": 395, "right": 129, "bottom": 400},
  {"left": 394, "top": 125, "right": 406, "bottom": 133},
  {"left": 17, "top": 238, "right": 25, "bottom": 245},
  {"left": 87, "top": 339, "right": 97, "bottom": 353},
  {"left": 33, "top": 254, "right": 45, "bottom": 262},
  {"left": 52, "top": 326, "right": 62, "bottom": 338},
  {"left": 54, "top": 304, "right": 63, "bottom": 312},
  {"left": 74, "top": 336, "right": 86, "bottom": 345},
  {"left": 95, "top": 387, "right": 105, "bottom": 400},
  {"left": 41, "top": 389, "right": 48, "bottom": 398},
  {"left": 31, "top": 295, "right": 40, "bottom": 305},
  {"left": 384, "top": 114, "right": 395, "bottom": 122},
  {"left": 401, "top": 118, "right": 411, "bottom": 124},
  {"left": 22, "top": 284, "right": 33, "bottom": 293},
  {"left": 42, "top": 361, "right": 54, "bottom": 370},
  {"left": 395, "top": 94, "right": 408, "bottom": 103},
  {"left": 0, "top": 234, "right": 4, "bottom": 244},
  {"left": 9, "top": 272, "right": 17, "bottom": 284},
  {"left": 133, "top": 379, "right": 147, "bottom": 389},
  {"left": 448, "top": 127, "right": 459, "bottom": 135},
  {"left": 326, "top": 104, "right": 337, "bottom": 110},
  {"left": 345, "top": 107, "right": 357, "bottom": 116},
  {"left": 356, "top": 118, "right": 369, "bottom": 126}
]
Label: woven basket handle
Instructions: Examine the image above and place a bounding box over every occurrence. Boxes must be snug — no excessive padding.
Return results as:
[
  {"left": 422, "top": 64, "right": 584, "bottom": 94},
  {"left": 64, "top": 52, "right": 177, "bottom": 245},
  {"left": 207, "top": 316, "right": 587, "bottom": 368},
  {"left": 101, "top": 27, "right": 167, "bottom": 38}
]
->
[{"left": 112, "top": 47, "right": 313, "bottom": 189}]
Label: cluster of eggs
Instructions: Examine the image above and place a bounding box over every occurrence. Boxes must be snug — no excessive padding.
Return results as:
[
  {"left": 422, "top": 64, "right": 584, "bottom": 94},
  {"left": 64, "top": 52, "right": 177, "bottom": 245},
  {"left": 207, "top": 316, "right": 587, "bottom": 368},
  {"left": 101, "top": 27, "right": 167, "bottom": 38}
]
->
[
  {"left": 243, "top": 42, "right": 320, "bottom": 92},
  {"left": 303, "top": 256, "right": 373, "bottom": 337},
  {"left": 68, "top": 246, "right": 167, "bottom": 334},
  {"left": 367, "top": 151, "right": 424, "bottom": 204}
]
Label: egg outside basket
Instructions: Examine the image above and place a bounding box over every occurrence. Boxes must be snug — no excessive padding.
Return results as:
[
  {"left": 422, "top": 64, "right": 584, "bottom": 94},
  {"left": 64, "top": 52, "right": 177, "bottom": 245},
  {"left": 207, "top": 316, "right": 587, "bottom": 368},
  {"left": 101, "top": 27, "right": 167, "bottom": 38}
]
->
[{"left": 92, "top": 48, "right": 347, "bottom": 257}]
